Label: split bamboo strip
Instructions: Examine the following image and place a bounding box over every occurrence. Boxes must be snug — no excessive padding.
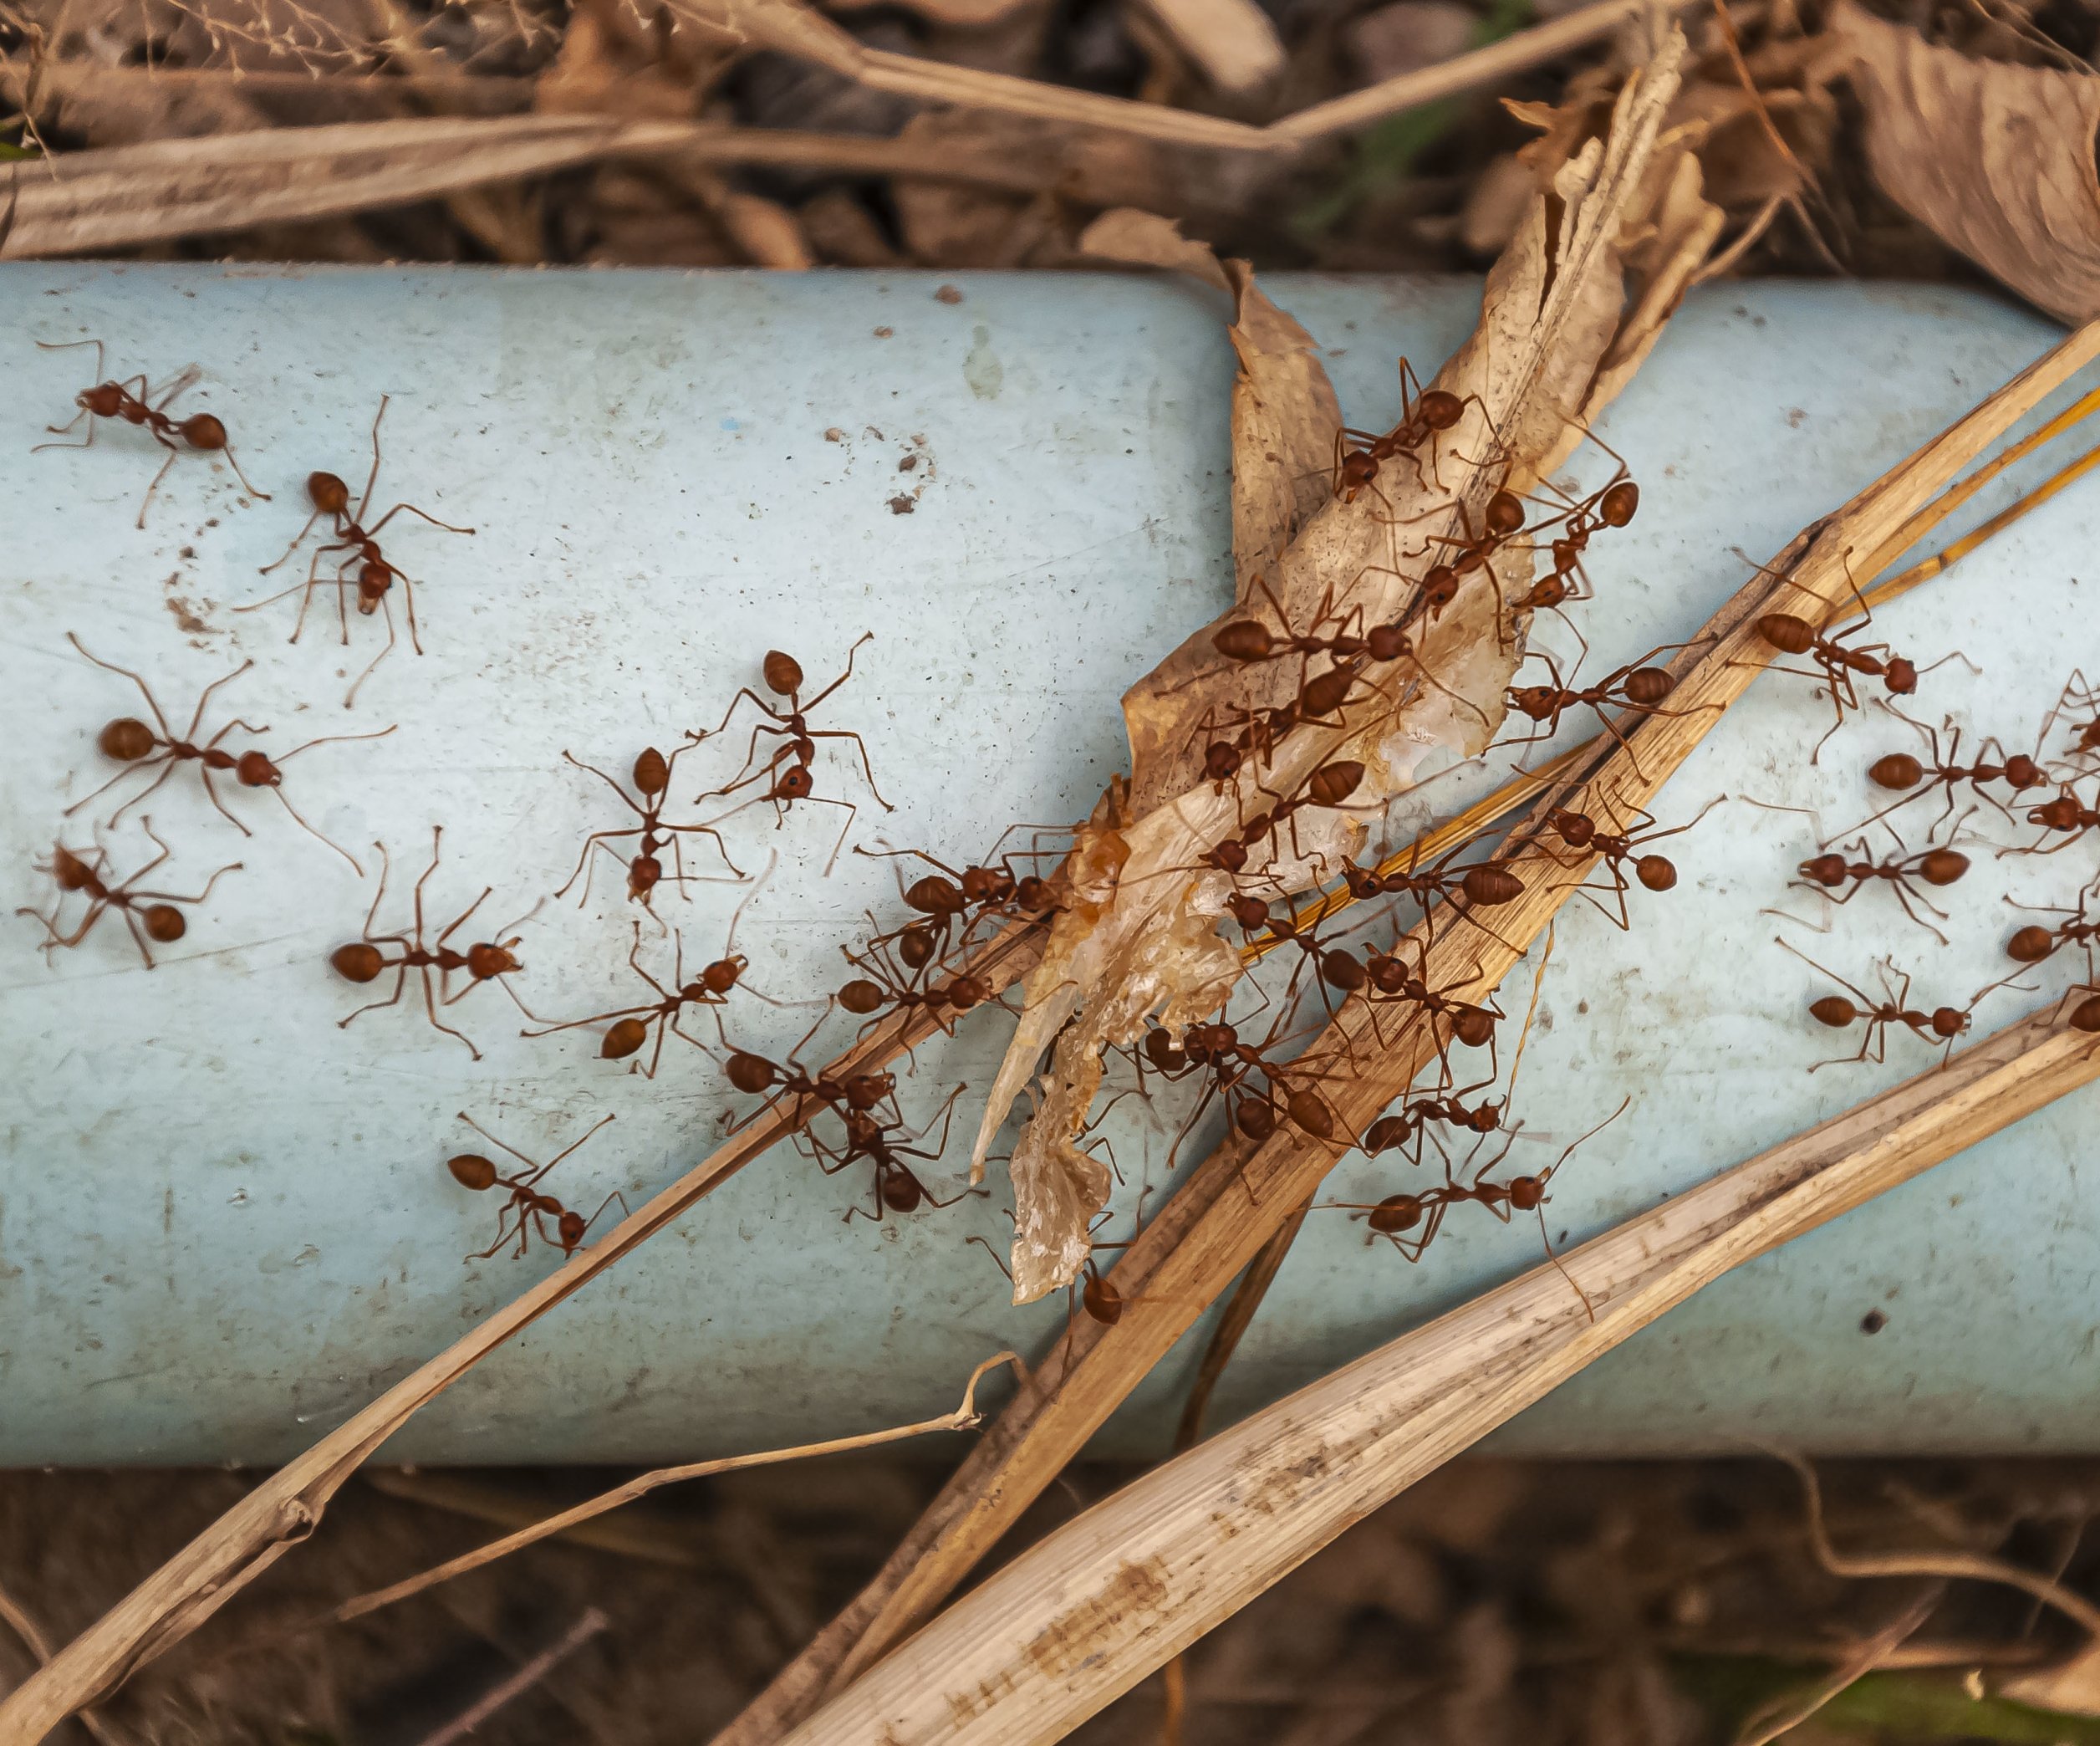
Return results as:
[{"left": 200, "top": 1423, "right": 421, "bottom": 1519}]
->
[
  {"left": 711, "top": 319, "right": 2100, "bottom": 1746},
  {"left": 778, "top": 998, "right": 2100, "bottom": 1745}
]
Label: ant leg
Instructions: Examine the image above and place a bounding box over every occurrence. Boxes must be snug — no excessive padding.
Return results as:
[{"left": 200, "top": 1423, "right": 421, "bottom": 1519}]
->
[
  {"left": 1886, "top": 881, "right": 1951, "bottom": 947},
  {"left": 362, "top": 500, "right": 477, "bottom": 539},
  {"left": 805, "top": 729, "right": 895, "bottom": 811},
  {"left": 64, "top": 631, "right": 187, "bottom": 741},
  {"left": 809, "top": 795, "right": 860, "bottom": 877},
  {"left": 798, "top": 630, "right": 876, "bottom": 714},
  {"left": 135, "top": 434, "right": 181, "bottom": 529},
  {"left": 421, "top": 967, "right": 482, "bottom": 1059},
  {"left": 120, "top": 904, "right": 160, "bottom": 970},
  {"left": 435, "top": 887, "right": 493, "bottom": 947},
  {"left": 259, "top": 501, "right": 329, "bottom": 575},
  {"left": 399, "top": 574, "right": 424, "bottom": 659},
  {"left": 354, "top": 396, "right": 388, "bottom": 523},
  {"left": 339, "top": 965, "right": 411, "bottom": 1030},
  {"left": 556, "top": 828, "right": 641, "bottom": 905},
  {"left": 344, "top": 595, "right": 398, "bottom": 708},
  {"left": 491, "top": 972, "right": 550, "bottom": 1027}
]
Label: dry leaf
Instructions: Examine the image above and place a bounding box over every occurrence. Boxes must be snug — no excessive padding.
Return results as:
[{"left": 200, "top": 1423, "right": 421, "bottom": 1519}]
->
[
  {"left": 1838, "top": 0, "right": 2100, "bottom": 324},
  {"left": 974, "top": 30, "right": 1695, "bottom": 1302}
]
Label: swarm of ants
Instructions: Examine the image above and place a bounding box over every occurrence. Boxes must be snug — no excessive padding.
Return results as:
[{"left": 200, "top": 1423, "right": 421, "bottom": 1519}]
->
[{"left": 25, "top": 338, "right": 2100, "bottom": 1349}]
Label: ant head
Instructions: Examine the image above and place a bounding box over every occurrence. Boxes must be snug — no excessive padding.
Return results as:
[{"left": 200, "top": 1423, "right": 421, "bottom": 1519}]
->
[
  {"left": 1483, "top": 490, "right": 1524, "bottom": 537},
  {"left": 50, "top": 846, "right": 97, "bottom": 891},
  {"left": 1365, "top": 622, "right": 1409, "bottom": 663},
  {"left": 331, "top": 942, "right": 386, "bottom": 984},
  {"left": 1468, "top": 1101, "right": 1502, "bottom": 1133},
  {"left": 1339, "top": 450, "right": 1379, "bottom": 492},
  {"left": 1422, "top": 564, "right": 1460, "bottom": 614},
  {"left": 447, "top": 1153, "right": 498, "bottom": 1192},
  {"left": 762, "top": 651, "right": 804, "bottom": 697},
  {"left": 1634, "top": 854, "right": 1678, "bottom": 892},
  {"left": 1547, "top": 808, "right": 1595, "bottom": 846},
  {"left": 1226, "top": 892, "right": 1270, "bottom": 930},
  {"left": 2006, "top": 754, "right": 2046, "bottom": 789},
  {"left": 1369, "top": 1193, "right": 1425, "bottom": 1234},
  {"left": 1142, "top": 1027, "right": 1187, "bottom": 1073},
  {"left": 98, "top": 717, "right": 157, "bottom": 762},
  {"left": 1205, "top": 839, "right": 1250, "bottom": 875},
  {"left": 602, "top": 1017, "right": 650, "bottom": 1060},
  {"left": 141, "top": 904, "right": 186, "bottom": 944},
  {"left": 633, "top": 747, "right": 670, "bottom": 797},
  {"left": 1599, "top": 480, "right": 1639, "bottom": 527},
  {"left": 1883, "top": 657, "right": 1919, "bottom": 695},
  {"left": 1809, "top": 995, "right": 1858, "bottom": 1029},
  {"left": 558, "top": 1209, "right": 589, "bottom": 1251},
  {"left": 837, "top": 978, "right": 886, "bottom": 1017},
  {"left": 626, "top": 855, "right": 662, "bottom": 898},
  {"left": 1509, "top": 685, "right": 1557, "bottom": 721},
  {"left": 1203, "top": 741, "right": 1242, "bottom": 784},
  {"left": 1342, "top": 862, "right": 1383, "bottom": 901},
  {"left": 466, "top": 941, "right": 519, "bottom": 980},
  {"left": 776, "top": 765, "right": 814, "bottom": 802},
  {"left": 961, "top": 865, "right": 1014, "bottom": 906},
  {"left": 1012, "top": 875, "right": 1057, "bottom": 914},
  {"left": 177, "top": 413, "right": 228, "bottom": 452},
  {"left": 1801, "top": 853, "right": 1848, "bottom": 886},
  {"left": 81, "top": 383, "right": 125, "bottom": 416},
  {"left": 944, "top": 974, "right": 987, "bottom": 1012},
  {"left": 234, "top": 749, "right": 280, "bottom": 789},
  {"left": 1919, "top": 849, "right": 1969, "bottom": 887},
  {"left": 906, "top": 876, "right": 966, "bottom": 917},
  {"left": 308, "top": 471, "right": 350, "bottom": 515},
  {"left": 355, "top": 561, "right": 393, "bottom": 611},
  {"left": 1213, "top": 620, "right": 1274, "bottom": 663},
  {"left": 1868, "top": 753, "right": 1924, "bottom": 791},
  {"left": 2007, "top": 925, "right": 2057, "bottom": 963},
  {"left": 1507, "top": 1174, "right": 1546, "bottom": 1212},
  {"left": 1417, "top": 389, "right": 1463, "bottom": 432},
  {"left": 1622, "top": 668, "right": 1675, "bottom": 707},
  {"left": 725, "top": 1050, "right": 777, "bottom": 1094},
  {"left": 844, "top": 1070, "right": 895, "bottom": 1109},
  {"left": 1756, "top": 613, "right": 1817, "bottom": 656},
  {"left": 2031, "top": 795, "right": 2082, "bottom": 830},
  {"left": 1366, "top": 953, "right": 1408, "bottom": 997},
  {"left": 700, "top": 953, "right": 745, "bottom": 995}
]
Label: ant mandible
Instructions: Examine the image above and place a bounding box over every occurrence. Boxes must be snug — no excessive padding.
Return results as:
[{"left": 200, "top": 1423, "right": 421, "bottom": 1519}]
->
[
  {"left": 238, "top": 396, "right": 475, "bottom": 707},
  {"left": 64, "top": 633, "right": 389, "bottom": 873},
  {"left": 446, "top": 1112, "right": 623, "bottom": 1262},
  {"left": 330, "top": 827, "right": 543, "bottom": 1059},
  {"left": 34, "top": 339, "right": 269, "bottom": 527},
  {"left": 696, "top": 636, "right": 893, "bottom": 873},
  {"left": 556, "top": 743, "right": 743, "bottom": 911},
  {"left": 18, "top": 821, "right": 242, "bottom": 969}
]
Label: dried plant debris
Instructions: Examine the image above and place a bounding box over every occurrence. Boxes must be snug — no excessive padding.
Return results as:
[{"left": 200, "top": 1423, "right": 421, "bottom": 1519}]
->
[
  {"left": 975, "top": 25, "right": 1710, "bottom": 1303},
  {"left": 1836, "top": 0, "right": 2100, "bottom": 326}
]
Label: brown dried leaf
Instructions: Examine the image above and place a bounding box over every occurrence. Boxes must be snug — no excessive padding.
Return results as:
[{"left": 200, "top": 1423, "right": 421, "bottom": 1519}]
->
[
  {"left": 1837, "top": 0, "right": 2100, "bottom": 324},
  {"left": 1081, "top": 209, "right": 1343, "bottom": 815},
  {"left": 975, "top": 28, "right": 1695, "bottom": 1300}
]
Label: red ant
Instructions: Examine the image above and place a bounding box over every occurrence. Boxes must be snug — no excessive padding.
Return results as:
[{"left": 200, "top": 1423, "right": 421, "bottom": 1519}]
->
[
  {"left": 64, "top": 632, "right": 388, "bottom": 873},
  {"left": 34, "top": 339, "right": 268, "bottom": 527},
  {"left": 446, "top": 1112, "right": 624, "bottom": 1261},
  {"left": 1750, "top": 610, "right": 1959, "bottom": 762},
  {"left": 1537, "top": 795, "right": 1723, "bottom": 929},
  {"left": 818, "top": 1089, "right": 979, "bottom": 1223},
  {"left": 1136, "top": 1017, "right": 1345, "bottom": 1149},
  {"left": 1501, "top": 640, "right": 1712, "bottom": 770},
  {"left": 2036, "top": 670, "right": 2100, "bottom": 772},
  {"left": 1776, "top": 937, "right": 1980, "bottom": 1069},
  {"left": 1411, "top": 488, "right": 1530, "bottom": 618},
  {"left": 1359, "top": 941, "right": 1502, "bottom": 1075},
  {"left": 1331, "top": 363, "right": 1469, "bottom": 501},
  {"left": 1788, "top": 836, "right": 1969, "bottom": 944},
  {"left": 856, "top": 832, "right": 1064, "bottom": 961},
  {"left": 1333, "top": 844, "right": 1527, "bottom": 946},
  {"left": 330, "top": 827, "right": 542, "bottom": 1059},
  {"left": 556, "top": 743, "right": 742, "bottom": 911},
  {"left": 696, "top": 638, "right": 892, "bottom": 873},
  {"left": 2005, "top": 900, "right": 2100, "bottom": 973},
  {"left": 1231, "top": 758, "right": 1369, "bottom": 873},
  {"left": 834, "top": 932, "right": 995, "bottom": 1035},
  {"left": 238, "top": 396, "right": 475, "bottom": 707},
  {"left": 18, "top": 822, "right": 241, "bottom": 969},
  {"left": 1192, "top": 663, "right": 1361, "bottom": 793},
  {"left": 719, "top": 1003, "right": 901, "bottom": 1127},
  {"left": 1359, "top": 1078, "right": 1506, "bottom": 1171},
  {"left": 522, "top": 918, "right": 772, "bottom": 1078},
  {"left": 1853, "top": 710, "right": 2047, "bottom": 842}
]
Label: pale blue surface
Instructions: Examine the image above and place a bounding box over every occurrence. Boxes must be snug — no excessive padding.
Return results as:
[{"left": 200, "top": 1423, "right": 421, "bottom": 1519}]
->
[{"left": 0, "top": 264, "right": 2094, "bottom": 1464}]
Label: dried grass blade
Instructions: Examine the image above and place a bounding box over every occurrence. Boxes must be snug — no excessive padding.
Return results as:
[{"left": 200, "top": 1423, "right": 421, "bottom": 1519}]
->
[{"left": 774, "top": 1000, "right": 2100, "bottom": 1746}]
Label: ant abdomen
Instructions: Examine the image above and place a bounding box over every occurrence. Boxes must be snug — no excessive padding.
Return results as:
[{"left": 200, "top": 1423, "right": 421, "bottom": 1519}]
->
[
  {"left": 1756, "top": 613, "right": 1817, "bottom": 656},
  {"left": 763, "top": 651, "right": 804, "bottom": 696},
  {"left": 448, "top": 1154, "right": 499, "bottom": 1191},
  {"left": 602, "top": 1018, "right": 650, "bottom": 1059},
  {"left": 99, "top": 719, "right": 156, "bottom": 762},
  {"left": 142, "top": 905, "right": 186, "bottom": 943},
  {"left": 333, "top": 943, "right": 387, "bottom": 983}
]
